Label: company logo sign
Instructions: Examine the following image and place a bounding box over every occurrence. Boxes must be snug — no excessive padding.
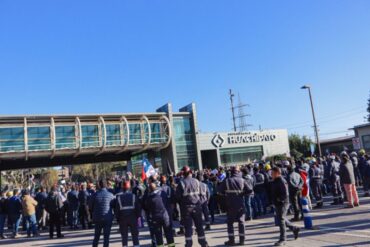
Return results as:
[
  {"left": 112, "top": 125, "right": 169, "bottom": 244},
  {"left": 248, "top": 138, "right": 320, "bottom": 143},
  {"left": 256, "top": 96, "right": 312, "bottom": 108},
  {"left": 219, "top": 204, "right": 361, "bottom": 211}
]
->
[
  {"left": 228, "top": 132, "right": 276, "bottom": 144},
  {"left": 212, "top": 132, "right": 277, "bottom": 147},
  {"left": 212, "top": 134, "right": 225, "bottom": 148}
]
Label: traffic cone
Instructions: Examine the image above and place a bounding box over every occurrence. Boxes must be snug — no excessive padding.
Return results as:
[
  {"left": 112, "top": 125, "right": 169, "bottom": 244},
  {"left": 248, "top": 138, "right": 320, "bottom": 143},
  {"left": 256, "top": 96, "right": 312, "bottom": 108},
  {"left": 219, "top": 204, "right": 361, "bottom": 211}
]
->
[{"left": 301, "top": 197, "right": 317, "bottom": 230}]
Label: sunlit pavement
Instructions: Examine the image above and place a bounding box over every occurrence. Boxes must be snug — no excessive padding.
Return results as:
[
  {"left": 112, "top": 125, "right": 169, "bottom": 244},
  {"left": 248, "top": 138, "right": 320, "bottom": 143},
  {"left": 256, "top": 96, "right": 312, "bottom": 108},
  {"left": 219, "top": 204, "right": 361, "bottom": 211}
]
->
[{"left": 2, "top": 193, "right": 370, "bottom": 247}]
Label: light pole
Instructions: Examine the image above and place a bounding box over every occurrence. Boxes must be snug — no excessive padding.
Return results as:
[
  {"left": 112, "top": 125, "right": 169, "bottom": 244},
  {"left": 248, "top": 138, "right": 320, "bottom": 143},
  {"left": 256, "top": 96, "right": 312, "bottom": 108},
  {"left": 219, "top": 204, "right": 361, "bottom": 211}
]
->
[{"left": 301, "top": 84, "right": 322, "bottom": 157}]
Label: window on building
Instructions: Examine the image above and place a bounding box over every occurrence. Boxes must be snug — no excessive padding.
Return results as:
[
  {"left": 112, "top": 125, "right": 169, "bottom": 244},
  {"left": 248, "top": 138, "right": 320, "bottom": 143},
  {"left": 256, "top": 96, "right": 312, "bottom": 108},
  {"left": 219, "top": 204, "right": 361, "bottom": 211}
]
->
[
  {"left": 0, "top": 127, "right": 24, "bottom": 152},
  {"left": 55, "top": 126, "right": 76, "bottom": 149},
  {"left": 28, "top": 126, "right": 51, "bottom": 151},
  {"left": 173, "top": 117, "right": 197, "bottom": 170},
  {"left": 220, "top": 146, "right": 263, "bottom": 166},
  {"left": 362, "top": 135, "right": 370, "bottom": 150}
]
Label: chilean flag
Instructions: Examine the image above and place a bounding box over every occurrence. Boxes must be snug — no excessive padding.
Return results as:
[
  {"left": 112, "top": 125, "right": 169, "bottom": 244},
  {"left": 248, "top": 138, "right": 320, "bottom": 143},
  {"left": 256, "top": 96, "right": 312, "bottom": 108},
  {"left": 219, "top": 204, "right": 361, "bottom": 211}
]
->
[{"left": 141, "top": 158, "right": 157, "bottom": 181}]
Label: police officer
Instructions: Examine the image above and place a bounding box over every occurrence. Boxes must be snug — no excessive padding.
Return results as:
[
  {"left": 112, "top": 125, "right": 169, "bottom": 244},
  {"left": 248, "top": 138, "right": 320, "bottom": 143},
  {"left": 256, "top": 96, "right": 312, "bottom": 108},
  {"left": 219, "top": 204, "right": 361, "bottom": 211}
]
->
[
  {"left": 144, "top": 181, "right": 175, "bottom": 247},
  {"left": 197, "top": 173, "right": 211, "bottom": 231},
  {"left": 176, "top": 166, "right": 209, "bottom": 247},
  {"left": 329, "top": 155, "right": 343, "bottom": 205},
  {"left": 219, "top": 165, "right": 253, "bottom": 246},
  {"left": 271, "top": 167, "right": 300, "bottom": 246},
  {"left": 309, "top": 162, "right": 323, "bottom": 208},
  {"left": 115, "top": 180, "right": 141, "bottom": 247}
]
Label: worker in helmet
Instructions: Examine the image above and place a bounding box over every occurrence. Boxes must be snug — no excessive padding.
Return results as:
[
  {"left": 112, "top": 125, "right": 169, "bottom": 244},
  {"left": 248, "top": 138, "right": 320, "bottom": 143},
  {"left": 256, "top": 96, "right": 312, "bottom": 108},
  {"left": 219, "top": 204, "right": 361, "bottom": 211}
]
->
[
  {"left": 175, "top": 166, "right": 209, "bottom": 247},
  {"left": 115, "top": 180, "right": 141, "bottom": 247}
]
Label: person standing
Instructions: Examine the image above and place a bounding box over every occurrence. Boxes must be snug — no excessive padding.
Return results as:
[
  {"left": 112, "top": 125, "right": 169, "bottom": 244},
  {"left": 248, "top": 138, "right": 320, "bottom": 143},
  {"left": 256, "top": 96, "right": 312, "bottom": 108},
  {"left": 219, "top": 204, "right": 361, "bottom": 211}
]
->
[
  {"left": 309, "top": 162, "right": 324, "bottom": 208},
  {"left": 89, "top": 180, "right": 115, "bottom": 247},
  {"left": 0, "top": 191, "right": 7, "bottom": 239},
  {"left": 78, "top": 184, "right": 92, "bottom": 229},
  {"left": 160, "top": 175, "right": 177, "bottom": 235},
  {"left": 115, "top": 180, "right": 141, "bottom": 247},
  {"left": 21, "top": 190, "right": 38, "bottom": 237},
  {"left": 328, "top": 155, "right": 343, "bottom": 205},
  {"left": 359, "top": 150, "right": 370, "bottom": 197},
  {"left": 271, "top": 167, "right": 300, "bottom": 246},
  {"left": 176, "top": 166, "right": 209, "bottom": 247},
  {"left": 35, "top": 186, "right": 48, "bottom": 230},
  {"left": 287, "top": 164, "right": 304, "bottom": 222},
  {"left": 339, "top": 152, "right": 360, "bottom": 208},
  {"left": 8, "top": 189, "right": 22, "bottom": 238},
  {"left": 45, "top": 186, "right": 64, "bottom": 239},
  {"left": 253, "top": 167, "right": 267, "bottom": 217},
  {"left": 197, "top": 173, "right": 211, "bottom": 231},
  {"left": 67, "top": 184, "right": 79, "bottom": 230},
  {"left": 219, "top": 166, "right": 253, "bottom": 246},
  {"left": 144, "top": 181, "right": 175, "bottom": 247}
]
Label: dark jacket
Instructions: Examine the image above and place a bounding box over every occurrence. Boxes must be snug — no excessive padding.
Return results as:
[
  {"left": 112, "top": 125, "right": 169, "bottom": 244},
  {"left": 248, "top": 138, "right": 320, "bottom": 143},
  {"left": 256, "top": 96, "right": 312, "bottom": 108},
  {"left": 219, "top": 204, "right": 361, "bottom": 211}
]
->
[
  {"left": 0, "top": 196, "right": 7, "bottom": 215},
  {"left": 115, "top": 191, "right": 141, "bottom": 220},
  {"left": 89, "top": 188, "right": 115, "bottom": 223},
  {"left": 143, "top": 188, "right": 169, "bottom": 221},
  {"left": 67, "top": 190, "right": 79, "bottom": 210},
  {"left": 218, "top": 171, "right": 253, "bottom": 211},
  {"left": 7, "top": 196, "right": 22, "bottom": 215},
  {"left": 253, "top": 172, "right": 266, "bottom": 194},
  {"left": 35, "top": 191, "right": 48, "bottom": 210},
  {"left": 340, "top": 160, "right": 356, "bottom": 184},
  {"left": 45, "top": 191, "right": 64, "bottom": 214},
  {"left": 271, "top": 176, "right": 289, "bottom": 206},
  {"left": 175, "top": 175, "right": 202, "bottom": 207},
  {"left": 78, "top": 190, "right": 90, "bottom": 206}
]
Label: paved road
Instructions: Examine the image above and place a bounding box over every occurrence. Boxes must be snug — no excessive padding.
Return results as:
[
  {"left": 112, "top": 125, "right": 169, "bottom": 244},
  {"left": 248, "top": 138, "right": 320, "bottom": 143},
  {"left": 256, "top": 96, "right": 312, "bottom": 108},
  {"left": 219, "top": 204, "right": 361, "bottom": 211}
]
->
[{"left": 2, "top": 194, "right": 370, "bottom": 247}]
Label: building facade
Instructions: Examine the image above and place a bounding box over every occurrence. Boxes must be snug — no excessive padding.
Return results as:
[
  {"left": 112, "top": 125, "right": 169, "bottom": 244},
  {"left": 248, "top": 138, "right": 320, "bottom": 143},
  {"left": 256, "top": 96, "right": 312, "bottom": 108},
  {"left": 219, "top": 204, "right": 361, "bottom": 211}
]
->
[
  {"left": 353, "top": 123, "right": 370, "bottom": 152},
  {"left": 197, "top": 130, "right": 290, "bottom": 169}
]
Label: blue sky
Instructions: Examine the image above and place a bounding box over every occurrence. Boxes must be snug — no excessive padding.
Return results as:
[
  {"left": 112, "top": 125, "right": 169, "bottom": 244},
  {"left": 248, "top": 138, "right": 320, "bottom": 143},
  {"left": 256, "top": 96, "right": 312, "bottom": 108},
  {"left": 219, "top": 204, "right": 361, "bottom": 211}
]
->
[{"left": 0, "top": 1, "right": 369, "bottom": 140}]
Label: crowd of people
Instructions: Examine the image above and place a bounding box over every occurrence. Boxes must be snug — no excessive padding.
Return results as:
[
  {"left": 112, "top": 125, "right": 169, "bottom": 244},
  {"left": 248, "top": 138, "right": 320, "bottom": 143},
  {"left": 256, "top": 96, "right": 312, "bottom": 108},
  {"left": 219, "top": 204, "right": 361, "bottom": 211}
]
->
[{"left": 0, "top": 149, "right": 369, "bottom": 247}]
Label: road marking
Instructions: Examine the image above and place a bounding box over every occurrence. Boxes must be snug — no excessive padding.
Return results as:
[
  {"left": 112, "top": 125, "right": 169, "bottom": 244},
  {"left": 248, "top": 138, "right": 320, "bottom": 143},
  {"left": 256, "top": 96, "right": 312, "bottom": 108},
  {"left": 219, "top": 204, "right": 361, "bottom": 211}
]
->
[{"left": 252, "top": 218, "right": 370, "bottom": 239}]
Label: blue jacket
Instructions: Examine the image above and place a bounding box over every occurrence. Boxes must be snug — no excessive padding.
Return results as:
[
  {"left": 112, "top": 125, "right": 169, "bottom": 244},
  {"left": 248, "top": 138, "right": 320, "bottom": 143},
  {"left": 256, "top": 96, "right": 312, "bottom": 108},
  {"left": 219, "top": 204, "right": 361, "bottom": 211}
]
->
[
  {"left": 8, "top": 196, "right": 23, "bottom": 215},
  {"left": 35, "top": 191, "right": 48, "bottom": 209},
  {"left": 67, "top": 190, "right": 79, "bottom": 210},
  {"left": 143, "top": 188, "right": 169, "bottom": 221},
  {"left": 89, "top": 188, "right": 115, "bottom": 223}
]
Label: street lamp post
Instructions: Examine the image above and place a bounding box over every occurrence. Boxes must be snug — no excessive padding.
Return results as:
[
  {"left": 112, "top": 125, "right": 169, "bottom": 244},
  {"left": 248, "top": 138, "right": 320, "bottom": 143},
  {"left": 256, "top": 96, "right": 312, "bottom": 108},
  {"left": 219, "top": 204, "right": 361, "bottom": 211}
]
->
[{"left": 301, "top": 85, "right": 322, "bottom": 157}]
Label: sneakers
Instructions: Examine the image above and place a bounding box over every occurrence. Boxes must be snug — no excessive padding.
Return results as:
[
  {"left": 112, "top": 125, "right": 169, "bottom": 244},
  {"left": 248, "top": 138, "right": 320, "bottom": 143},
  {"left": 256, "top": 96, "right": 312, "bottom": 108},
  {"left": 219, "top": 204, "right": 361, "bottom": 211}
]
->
[
  {"left": 354, "top": 203, "right": 360, "bottom": 207},
  {"left": 204, "top": 225, "right": 211, "bottom": 231},
  {"left": 274, "top": 241, "right": 286, "bottom": 246},
  {"left": 294, "top": 228, "right": 300, "bottom": 240},
  {"left": 344, "top": 204, "right": 354, "bottom": 208}
]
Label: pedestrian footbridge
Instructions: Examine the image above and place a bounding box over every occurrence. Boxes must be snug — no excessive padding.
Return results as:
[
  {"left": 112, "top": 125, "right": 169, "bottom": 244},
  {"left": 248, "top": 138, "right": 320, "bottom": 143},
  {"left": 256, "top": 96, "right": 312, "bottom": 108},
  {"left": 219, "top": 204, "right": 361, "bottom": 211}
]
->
[{"left": 0, "top": 113, "right": 171, "bottom": 170}]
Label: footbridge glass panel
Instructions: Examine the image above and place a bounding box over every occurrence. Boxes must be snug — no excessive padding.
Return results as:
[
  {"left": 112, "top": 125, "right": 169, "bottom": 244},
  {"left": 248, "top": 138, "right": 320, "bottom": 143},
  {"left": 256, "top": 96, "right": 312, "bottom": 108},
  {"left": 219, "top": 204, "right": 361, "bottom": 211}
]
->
[
  {"left": 0, "top": 114, "right": 172, "bottom": 163},
  {"left": 0, "top": 127, "right": 24, "bottom": 152}
]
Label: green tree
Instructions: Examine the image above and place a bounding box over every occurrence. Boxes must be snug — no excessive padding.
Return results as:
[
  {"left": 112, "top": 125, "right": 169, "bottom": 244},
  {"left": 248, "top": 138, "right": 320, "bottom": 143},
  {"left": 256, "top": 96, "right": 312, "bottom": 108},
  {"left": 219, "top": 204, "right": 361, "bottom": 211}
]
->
[
  {"left": 41, "top": 169, "right": 59, "bottom": 190},
  {"left": 289, "top": 134, "right": 313, "bottom": 158}
]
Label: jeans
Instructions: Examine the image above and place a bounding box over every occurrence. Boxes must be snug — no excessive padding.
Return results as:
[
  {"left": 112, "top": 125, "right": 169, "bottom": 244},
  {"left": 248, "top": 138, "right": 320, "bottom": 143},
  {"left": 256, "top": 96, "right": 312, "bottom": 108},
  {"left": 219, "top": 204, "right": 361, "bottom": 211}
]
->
[
  {"left": 0, "top": 214, "right": 6, "bottom": 235},
  {"left": 68, "top": 208, "right": 79, "bottom": 228},
  {"left": 93, "top": 220, "right": 112, "bottom": 247},
  {"left": 9, "top": 214, "right": 21, "bottom": 235},
  {"left": 254, "top": 192, "right": 267, "bottom": 216},
  {"left": 24, "top": 214, "right": 38, "bottom": 236},
  {"left": 275, "top": 203, "right": 297, "bottom": 241},
  {"left": 245, "top": 195, "right": 254, "bottom": 219}
]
